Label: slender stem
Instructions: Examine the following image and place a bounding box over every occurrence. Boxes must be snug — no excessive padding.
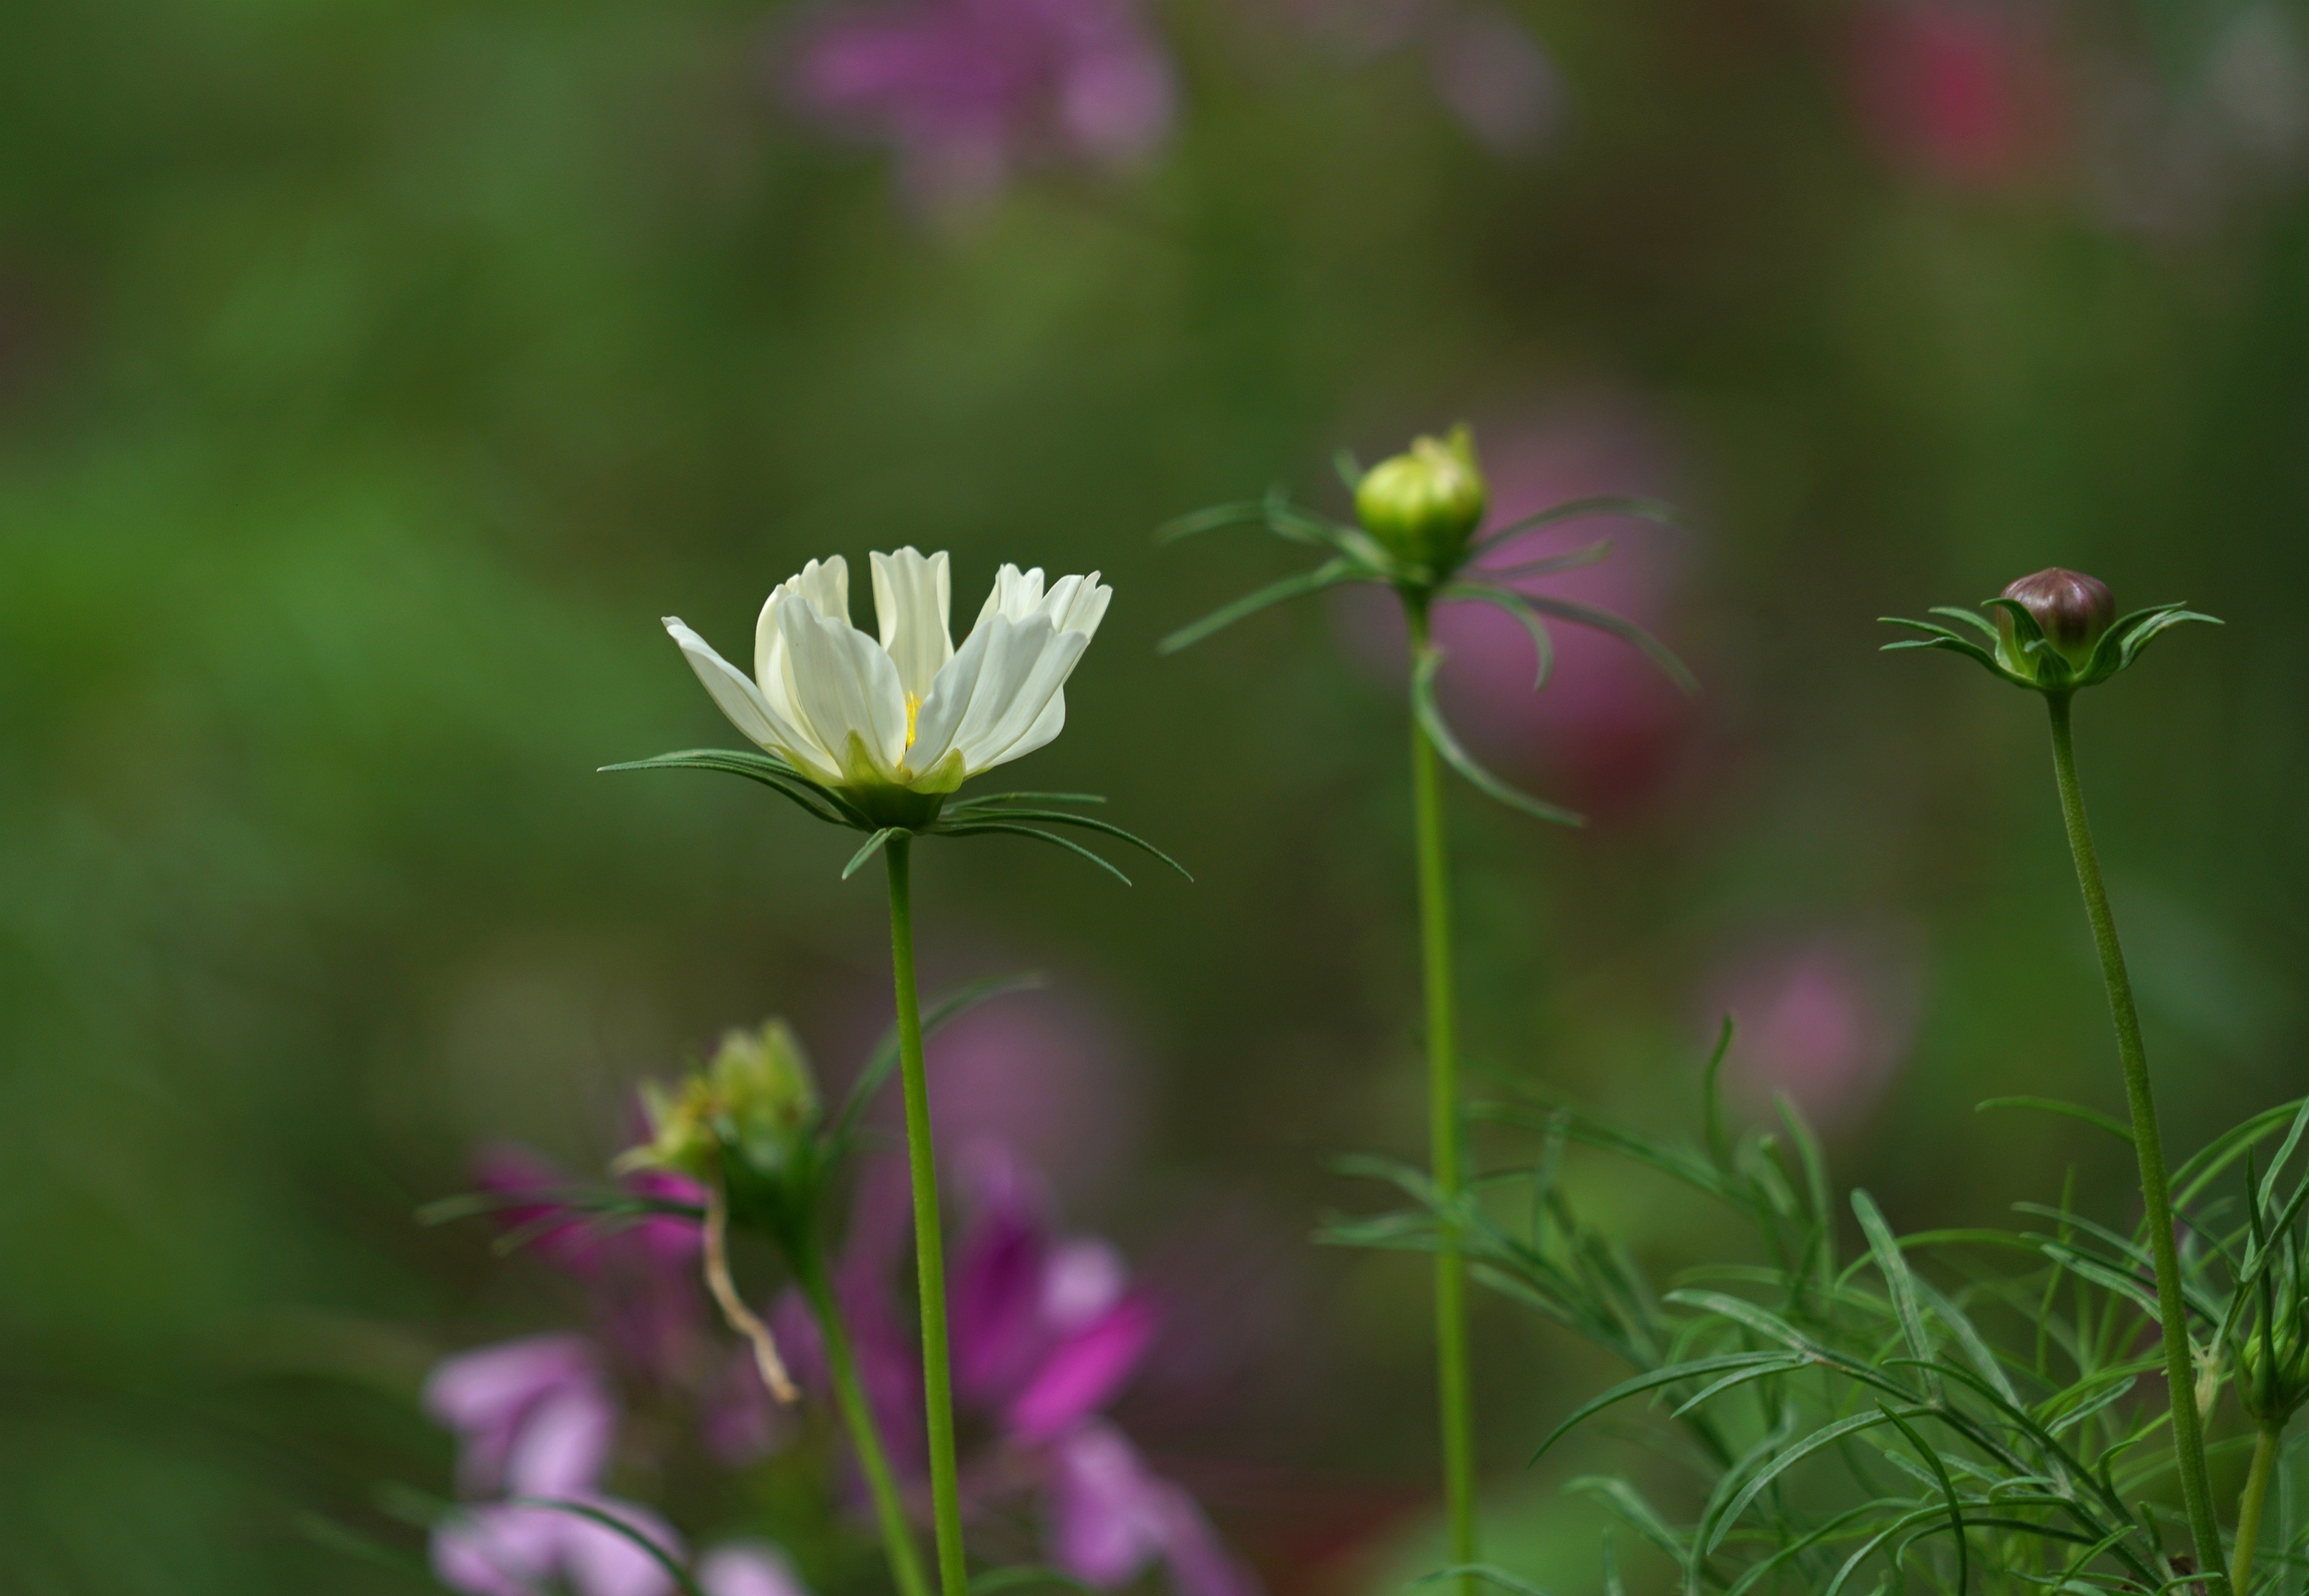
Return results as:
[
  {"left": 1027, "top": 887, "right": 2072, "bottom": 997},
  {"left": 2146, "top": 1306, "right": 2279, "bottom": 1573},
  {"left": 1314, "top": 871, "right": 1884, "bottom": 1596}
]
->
[
  {"left": 884, "top": 836, "right": 968, "bottom": 1596},
  {"left": 801, "top": 1247, "right": 933, "bottom": 1596},
  {"left": 1406, "top": 601, "right": 1478, "bottom": 1591},
  {"left": 2044, "top": 693, "right": 2227, "bottom": 1593},
  {"left": 2234, "top": 1425, "right": 2282, "bottom": 1595}
]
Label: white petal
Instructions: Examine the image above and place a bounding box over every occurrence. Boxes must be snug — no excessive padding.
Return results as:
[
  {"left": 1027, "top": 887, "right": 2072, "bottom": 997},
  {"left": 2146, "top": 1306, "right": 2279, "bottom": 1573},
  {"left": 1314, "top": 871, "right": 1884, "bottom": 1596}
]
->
[
  {"left": 870, "top": 548, "right": 953, "bottom": 703},
  {"left": 1048, "top": 572, "right": 1112, "bottom": 639},
  {"left": 791, "top": 556, "right": 849, "bottom": 620},
  {"left": 922, "top": 613, "right": 1090, "bottom": 776},
  {"left": 995, "top": 684, "right": 1067, "bottom": 767},
  {"left": 777, "top": 599, "right": 910, "bottom": 782},
  {"left": 662, "top": 618, "right": 842, "bottom": 784},
  {"left": 973, "top": 563, "right": 1048, "bottom": 627}
]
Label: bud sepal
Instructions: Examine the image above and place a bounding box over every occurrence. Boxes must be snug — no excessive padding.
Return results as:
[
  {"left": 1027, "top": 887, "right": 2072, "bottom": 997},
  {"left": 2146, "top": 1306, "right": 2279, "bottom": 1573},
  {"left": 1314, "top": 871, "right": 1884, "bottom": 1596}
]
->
[
  {"left": 1159, "top": 426, "right": 1695, "bottom": 823},
  {"left": 1883, "top": 569, "right": 2218, "bottom": 694}
]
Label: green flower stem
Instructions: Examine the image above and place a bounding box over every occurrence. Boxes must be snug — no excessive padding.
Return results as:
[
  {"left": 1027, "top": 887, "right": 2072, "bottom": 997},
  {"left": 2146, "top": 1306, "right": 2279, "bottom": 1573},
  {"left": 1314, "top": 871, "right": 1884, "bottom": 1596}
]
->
[
  {"left": 1405, "top": 602, "right": 1478, "bottom": 1592},
  {"left": 884, "top": 835, "right": 969, "bottom": 1596},
  {"left": 2044, "top": 693, "right": 2226, "bottom": 1593},
  {"left": 801, "top": 1248, "right": 933, "bottom": 1596},
  {"left": 2233, "top": 1424, "right": 2282, "bottom": 1595}
]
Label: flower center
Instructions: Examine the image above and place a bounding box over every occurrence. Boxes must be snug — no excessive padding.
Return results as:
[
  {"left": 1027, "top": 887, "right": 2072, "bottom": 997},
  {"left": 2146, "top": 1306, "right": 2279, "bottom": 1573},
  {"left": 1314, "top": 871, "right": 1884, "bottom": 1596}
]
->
[{"left": 904, "top": 692, "right": 921, "bottom": 750}]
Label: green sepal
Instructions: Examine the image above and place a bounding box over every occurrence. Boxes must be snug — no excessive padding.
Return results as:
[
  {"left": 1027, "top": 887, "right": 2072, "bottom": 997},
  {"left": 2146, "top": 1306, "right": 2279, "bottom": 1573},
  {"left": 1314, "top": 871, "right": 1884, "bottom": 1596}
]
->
[
  {"left": 601, "top": 748, "right": 868, "bottom": 828},
  {"left": 1468, "top": 494, "right": 1684, "bottom": 555},
  {"left": 936, "top": 806, "right": 1191, "bottom": 880},
  {"left": 1156, "top": 556, "right": 1365, "bottom": 655},
  {"left": 1477, "top": 537, "right": 1615, "bottom": 582},
  {"left": 1410, "top": 649, "right": 1585, "bottom": 826},
  {"left": 1517, "top": 592, "right": 1698, "bottom": 695},
  {"left": 1439, "top": 582, "right": 1554, "bottom": 689},
  {"left": 842, "top": 828, "right": 904, "bottom": 879},
  {"left": 936, "top": 819, "right": 1135, "bottom": 884}
]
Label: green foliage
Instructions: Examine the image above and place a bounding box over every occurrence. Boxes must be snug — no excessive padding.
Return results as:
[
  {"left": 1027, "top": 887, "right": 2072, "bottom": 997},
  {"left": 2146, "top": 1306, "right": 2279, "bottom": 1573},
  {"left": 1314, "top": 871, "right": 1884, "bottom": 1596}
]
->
[{"left": 1330, "top": 1031, "right": 2309, "bottom": 1596}]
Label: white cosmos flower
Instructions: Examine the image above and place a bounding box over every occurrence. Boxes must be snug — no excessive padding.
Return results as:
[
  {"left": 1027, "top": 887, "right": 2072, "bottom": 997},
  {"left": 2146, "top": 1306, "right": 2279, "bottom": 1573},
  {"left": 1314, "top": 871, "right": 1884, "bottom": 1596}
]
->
[{"left": 662, "top": 549, "right": 1112, "bottom": 799}]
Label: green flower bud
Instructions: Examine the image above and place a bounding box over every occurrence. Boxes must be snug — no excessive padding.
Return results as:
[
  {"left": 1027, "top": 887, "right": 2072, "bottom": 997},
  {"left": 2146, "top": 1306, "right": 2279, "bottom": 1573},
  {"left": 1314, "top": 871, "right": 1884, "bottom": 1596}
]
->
[
  {"left": 1355, "top": 424, "right": 1486, "bottom": 574},
  {"left": 618, "top": 1019, "right": 820, "bottom": 1183},
  {"left": 708, "top": 1019, "right": 819, "bottom": 1167},
  {"left": 1993, "top": 568, "right": 2115, "bottom": 681},
  {"left": 2239, "top": 1329, "right": 2309, "bottom": 1426}
]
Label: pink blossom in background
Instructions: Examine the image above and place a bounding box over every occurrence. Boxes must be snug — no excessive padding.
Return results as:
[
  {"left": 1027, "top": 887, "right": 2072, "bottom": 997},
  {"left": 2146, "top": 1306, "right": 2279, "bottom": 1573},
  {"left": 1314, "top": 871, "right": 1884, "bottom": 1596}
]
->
[
  {"left": 698, "top": 1544, "right": 812, "bottom": 1596},
  {"left": 1704, "top": 935, "right": 1922, "bottom": 1130},
  {"left": 849, "top": 981, "right": 1145, "bottom": 1203},
  {"left": 1429, "top": 5, "right": 1563, "bottom": 155},
  {"left": 777, "top": 1146, "right": 1259, "bottom": 1596},
  {"left": 1852, "top": 1, "right": 2065, "bottom": 188},
  {"left": 784, "top": 0, "right": 1176, "bottom": 205},
  {"left": 1335, "top": 403, "right": 1696, "bottom": 816},
  {"left": 472, "top": 1146, "right": 712, "bottom": 1389},
  {"left": 1270, "top": 0, "right": 1562, "bottom": 157},
  {"left": 426, "top": 1336, "right": 688, "bottom": 1596}
]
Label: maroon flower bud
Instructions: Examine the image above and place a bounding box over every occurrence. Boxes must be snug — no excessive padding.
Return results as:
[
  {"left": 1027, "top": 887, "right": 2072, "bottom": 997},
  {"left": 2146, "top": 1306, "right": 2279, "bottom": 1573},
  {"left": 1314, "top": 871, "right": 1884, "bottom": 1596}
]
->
[{"left": 1996, "top": 567, "right": 2115, "bottom": 673}]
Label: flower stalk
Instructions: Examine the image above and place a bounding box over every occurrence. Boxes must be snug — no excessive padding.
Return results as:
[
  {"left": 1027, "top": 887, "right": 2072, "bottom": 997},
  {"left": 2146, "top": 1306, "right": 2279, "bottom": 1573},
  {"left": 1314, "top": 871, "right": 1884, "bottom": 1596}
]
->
[
  {"left": 800, "top": 1247, "right": 933, "bottom": 1596},
  {"left": 2044, "top": 692, "right": 2226, "bottom": 1593},
  {"left": 1406, "top": 601, "right": 1479, "bottom": 1592},
  {"left": 885, "top": 834, "right": 970, "bottom": 1596},
  {"left": 2233, "top": 1423, "right": 2282, "bottom": 1595}
]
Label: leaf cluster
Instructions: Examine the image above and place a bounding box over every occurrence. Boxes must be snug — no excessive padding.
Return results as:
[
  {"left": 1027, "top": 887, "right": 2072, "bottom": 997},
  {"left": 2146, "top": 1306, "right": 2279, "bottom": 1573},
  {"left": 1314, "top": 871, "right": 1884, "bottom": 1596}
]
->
[{"left": 1327, "top": 1027, "right": 2309, "bottom": 1596}]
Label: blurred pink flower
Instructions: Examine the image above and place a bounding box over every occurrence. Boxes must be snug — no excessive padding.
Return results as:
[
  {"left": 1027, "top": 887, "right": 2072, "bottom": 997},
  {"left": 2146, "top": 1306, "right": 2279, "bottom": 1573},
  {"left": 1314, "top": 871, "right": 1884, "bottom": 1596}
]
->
[
  {"left": 1336, "top": 405, "right": 1696, "bottom": 814},
  {"left": 435, "top": 1498, "right": 685, "bottom": 1596},
  {"left": 843, "top": 981, "right": 1144, "bottom": 1203},
  {"left": 786, "top": 0, "right": 1175, "bottom": 204},
  {"left": 1271, "top": 0, "right": 1562, "bottom": 156},
  {"left": 698, "top": 1544, "right": 812, "bottom": 1596},
  {"left": 778, "top": 1147, "right": 1257, "bottom": 1596},
  {"left": 1704, "top": 935, "right": 1921, "bottom": 1130},
  {"left": 1428, "top": 5, "right": 1563, "bottom": 155},
  {"left": 1852, "top": 1, "right": 2064, "bottom": 187},
  {"left": 426, "top": 1335, "right": 688, "bottom": 1596},
  {"left": 472, "top": 1145, "right": 712, "bottom": 1388}
]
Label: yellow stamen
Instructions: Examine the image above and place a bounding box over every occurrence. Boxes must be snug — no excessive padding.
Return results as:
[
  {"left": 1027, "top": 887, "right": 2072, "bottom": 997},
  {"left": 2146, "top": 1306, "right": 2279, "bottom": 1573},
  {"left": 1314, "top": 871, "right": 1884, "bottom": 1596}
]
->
[{"left": 904, "top": 692, "right": 921, "bottom": 749}]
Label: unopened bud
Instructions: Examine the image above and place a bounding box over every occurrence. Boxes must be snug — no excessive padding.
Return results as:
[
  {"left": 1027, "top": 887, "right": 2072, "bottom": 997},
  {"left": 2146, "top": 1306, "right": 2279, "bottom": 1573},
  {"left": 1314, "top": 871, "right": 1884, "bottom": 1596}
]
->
[
  {"left": 708, "top": 1020, "right": 818, "bottom": 1163},
  {"left": 1355, "top": 424, "right": 1486, "bottom": 574},
  {"left": 1996, "top": 568, "right": 2115, "bottom": 676},
  {"left": 616, "top": 1019, "right": 819, "bottom": 1182}
]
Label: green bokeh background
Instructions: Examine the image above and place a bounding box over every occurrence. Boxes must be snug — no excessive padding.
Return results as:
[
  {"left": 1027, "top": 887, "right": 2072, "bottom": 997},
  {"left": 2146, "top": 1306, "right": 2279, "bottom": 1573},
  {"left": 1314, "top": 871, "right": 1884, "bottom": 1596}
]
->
[{"left": 5, "top": 1, "right": 2307, "bottom": 1591}]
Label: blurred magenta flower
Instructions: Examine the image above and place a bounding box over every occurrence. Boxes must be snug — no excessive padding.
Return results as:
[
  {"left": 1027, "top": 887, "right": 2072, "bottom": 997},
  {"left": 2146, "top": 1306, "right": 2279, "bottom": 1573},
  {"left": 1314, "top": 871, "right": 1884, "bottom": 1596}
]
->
[
  {"left": 425, "top": 1333, "right": 611, "bottom": 1496},
  {"left": 1336, "top": 405, "right": 1695, "bottom": 814},
  {"left": 1852, "top": 1, "right": 2064, "bottom": 187},
  {"left": 426, "top": 1334, "right": 687, "bottom": 1596},
  {"left": 473, "top": 1145, "right": 712, "bottom": 1388},
  {"left": 778, "top": 1147, "right": 1257, "bottom": 1596},
  {"left": 1704, "top": 935, "right": 1921, "bottom": 1130},
  {"left": 698, "top": 1543, "right": 812, "bottom": 1596},
  {"left": 920, "top": 985, "right": 1146, "bottom": 1201},
  {"left": 786, "top": 0, "right": 1176, "bottom": 204},
  {"left": 426, "top": 1332, "right": 812, "bottom": 1596}
]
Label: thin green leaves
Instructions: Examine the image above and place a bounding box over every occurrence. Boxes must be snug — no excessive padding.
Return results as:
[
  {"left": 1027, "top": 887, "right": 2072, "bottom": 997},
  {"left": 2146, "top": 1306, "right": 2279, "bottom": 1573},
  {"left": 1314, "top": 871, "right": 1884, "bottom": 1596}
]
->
[
  {"left": 1156, "top": 556, "right": 1364, "bottom": 654},
  {"left": 934, "top": 819, "right": 1135, "bottom": 884},
  {"left": 1514, "top": 593, "right": 1699, "bottom": 695},
  {"left": 1411, "top": 649, "right": 1584, "bottom": 825},
  {"left": 1854, "top": 1190, "right": 1942, "bottom": 1401},
  {"left": 602, "top": 747, "right": 866, "bottom": 828},
  {"left": 844, "top": 828, "right": 903, "bottom": 879}
]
